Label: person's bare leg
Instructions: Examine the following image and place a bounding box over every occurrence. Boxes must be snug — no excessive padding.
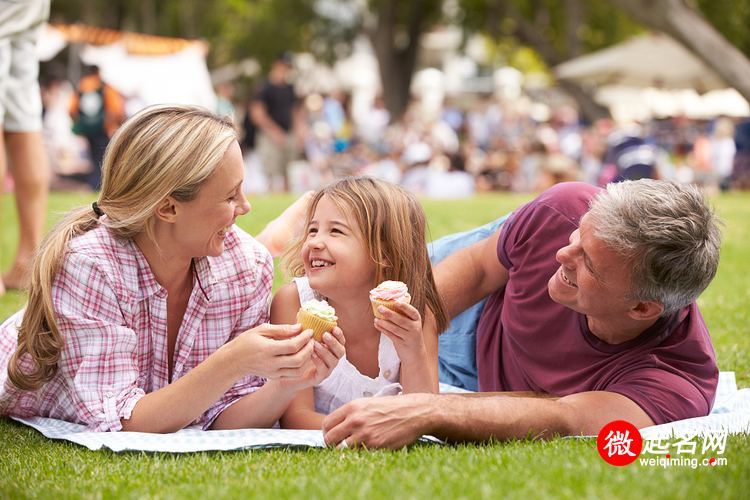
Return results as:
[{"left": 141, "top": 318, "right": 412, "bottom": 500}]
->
[
  {"left": 2, "top": 130, "right": 50, "bottom": 290},
  {"left": 255, "top": 190, "right": 313, "bottom": 257}
]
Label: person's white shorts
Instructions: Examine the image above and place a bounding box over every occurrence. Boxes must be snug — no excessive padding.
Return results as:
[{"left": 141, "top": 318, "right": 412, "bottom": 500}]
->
[{"left": 0, "top": 0, "right": 50, "bottom": 132}]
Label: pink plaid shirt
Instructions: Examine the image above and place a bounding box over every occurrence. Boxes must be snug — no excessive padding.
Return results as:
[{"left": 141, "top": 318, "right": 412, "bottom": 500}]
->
[{"left": 0, "top": 224, "right": 273, "bottom": 431}]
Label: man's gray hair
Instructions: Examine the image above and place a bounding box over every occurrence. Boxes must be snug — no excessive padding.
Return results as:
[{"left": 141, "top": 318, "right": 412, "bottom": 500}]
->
[{"left": 588, "top": 179, "right": 723, "bottom": 316}]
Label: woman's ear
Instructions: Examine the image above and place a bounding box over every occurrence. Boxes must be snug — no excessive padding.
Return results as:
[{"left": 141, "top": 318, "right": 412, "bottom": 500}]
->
[{"left": 155, "top": 196, "right": 179, "bottom": 223}]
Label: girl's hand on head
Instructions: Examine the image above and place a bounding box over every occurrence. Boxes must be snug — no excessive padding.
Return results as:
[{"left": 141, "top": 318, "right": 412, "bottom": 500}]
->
[
  {"left": 229, "top": 324, "right": 315, "bottom": 381},
  {"left": 279, "top": 326, "right": 346, "bottom": 391},
  {"left": 373, "top": 302, "right": 426, "bottom": 364}
]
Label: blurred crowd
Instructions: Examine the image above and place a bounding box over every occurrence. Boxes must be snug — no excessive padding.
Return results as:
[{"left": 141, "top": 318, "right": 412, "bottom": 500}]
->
[
  {"left": 238, "top": 87, "right": 750, "bottom": 198},
  {"left": 32, "top": 64, "right": 750, "bottom": 198}
]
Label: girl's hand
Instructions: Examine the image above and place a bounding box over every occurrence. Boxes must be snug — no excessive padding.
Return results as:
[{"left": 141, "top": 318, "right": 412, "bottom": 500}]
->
[
  {"left": 373, "top": 302, "right": 426, "bottom": 365},
  {"left": 279, "top": 326, "right": 346, "bottom": 392},
  {"left": 229, "top": 323, "right": 315, "bottom": 381}
]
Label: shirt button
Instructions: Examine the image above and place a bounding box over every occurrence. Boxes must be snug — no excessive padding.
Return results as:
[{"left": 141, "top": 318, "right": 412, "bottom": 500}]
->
[
  {"left": 383, "top": 370, "right": 391, "bottom": 378},
  {"left": 105, "top": 391, "right": 114, "bottom": 398},
  {"left": 363, "top": 391, "right": 373, "bottom": 397}
]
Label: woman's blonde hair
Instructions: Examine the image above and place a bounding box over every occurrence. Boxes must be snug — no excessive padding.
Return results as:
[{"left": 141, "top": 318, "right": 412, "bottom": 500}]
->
[
  {"left": 281, "top": 176, "right": 449, "bottom": 334},
  {"left": 8, "top": 104, "right": 237, "bottom": 391}
]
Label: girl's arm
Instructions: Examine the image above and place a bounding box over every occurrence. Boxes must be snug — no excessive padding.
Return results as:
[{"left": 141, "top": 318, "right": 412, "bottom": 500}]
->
[
  {"left": 270, "top": 282, "right": 329, "bottom": 429},
  {"left": 374, "top": 303, "right": 438, "bottom": 394},
  {"left": 279, "top": 388, "right": 326, "bottom": 429}
]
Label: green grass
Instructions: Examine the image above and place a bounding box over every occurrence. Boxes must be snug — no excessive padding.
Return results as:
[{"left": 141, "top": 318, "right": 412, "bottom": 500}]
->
[{"left": 1, "top": 189, "right": 749, "bottom": 499}]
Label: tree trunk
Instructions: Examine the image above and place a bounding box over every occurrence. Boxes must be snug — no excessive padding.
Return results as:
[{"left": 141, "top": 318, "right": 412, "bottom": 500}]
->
[
  {"left": 368, "top": 0, "right": 424, "bottom": 122},
  {"left": 608, "top": 0, "right": 750, "bottom": 102}
]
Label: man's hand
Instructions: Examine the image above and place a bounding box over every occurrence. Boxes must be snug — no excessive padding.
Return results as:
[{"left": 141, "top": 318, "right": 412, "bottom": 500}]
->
[{"left": 322, "top": 394, "right": 434, "bottom": 450}]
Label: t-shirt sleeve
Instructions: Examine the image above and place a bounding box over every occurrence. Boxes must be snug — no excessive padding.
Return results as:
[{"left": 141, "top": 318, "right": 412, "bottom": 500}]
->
[
  {"left": 607, "top": 368, "right": 715, "bottom": 424},
  {"left": 53, "top": 252, "right": 145, "bottom": 432},
  {"left": 498, "top": 182, "right": 599, "bottom": 272}
]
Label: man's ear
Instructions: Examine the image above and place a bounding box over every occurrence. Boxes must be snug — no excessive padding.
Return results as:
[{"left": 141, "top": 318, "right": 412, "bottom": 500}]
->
[
  {"left": 628, "top": 300, "right": 664, "bottom": 321},
  {"left": 155, "top": 196, "right": 179, "bottom": 223}
]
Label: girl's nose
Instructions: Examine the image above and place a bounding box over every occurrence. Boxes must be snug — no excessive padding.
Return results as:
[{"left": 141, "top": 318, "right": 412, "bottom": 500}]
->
[{"left": 307, "top": 234, "right": 324, "bottom": 249}]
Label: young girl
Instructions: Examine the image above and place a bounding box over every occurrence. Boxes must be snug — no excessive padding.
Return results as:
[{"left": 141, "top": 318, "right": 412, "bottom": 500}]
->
[{"left": 271, "top": 176, "right": 449, "bottom": 429}]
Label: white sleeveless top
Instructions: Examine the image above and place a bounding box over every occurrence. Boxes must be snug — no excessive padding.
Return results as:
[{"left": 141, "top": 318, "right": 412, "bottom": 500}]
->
[{"left": 293, "top": 277, "right": 402, "bottom": 415}]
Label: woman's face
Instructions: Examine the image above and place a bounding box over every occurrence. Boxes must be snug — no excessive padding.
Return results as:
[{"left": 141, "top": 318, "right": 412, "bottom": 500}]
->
[{"left": 173, "top": 140, "right": 251, "bottom": 259}]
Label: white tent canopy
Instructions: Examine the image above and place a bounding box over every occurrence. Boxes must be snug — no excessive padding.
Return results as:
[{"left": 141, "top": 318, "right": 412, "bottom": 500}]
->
[
  {"left": 554, "top": 32, "right": 749, "bottom": 122},
  {"left": 554, "top": 32, "right": 727, "bottom": 93},
  {"left": 37, "top": 24, "right": 217, "bottom": 113}
]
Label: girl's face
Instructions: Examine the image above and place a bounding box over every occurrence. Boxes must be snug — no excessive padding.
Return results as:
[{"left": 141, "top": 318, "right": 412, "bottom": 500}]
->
[
  {"left": 172, "top": 141, "right": 250, "bottom": 259},
  {"left": 302, "top": 195, "right": 377, "bottom": 300}
]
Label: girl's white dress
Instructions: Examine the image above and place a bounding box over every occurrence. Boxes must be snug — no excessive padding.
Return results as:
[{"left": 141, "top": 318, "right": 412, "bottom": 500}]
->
[{"left": 294, "top": 277, "right": 402, "bottom": 415}]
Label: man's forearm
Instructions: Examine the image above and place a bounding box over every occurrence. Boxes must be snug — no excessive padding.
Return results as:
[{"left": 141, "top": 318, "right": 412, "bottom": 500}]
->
[{"left": 428, "top": 394, "right": 575, "bottom": 443}]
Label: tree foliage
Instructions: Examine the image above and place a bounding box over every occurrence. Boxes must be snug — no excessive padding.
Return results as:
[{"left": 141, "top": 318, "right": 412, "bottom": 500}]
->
[{"left": 48, "top": 0, "right": 750, "bottom": 119}]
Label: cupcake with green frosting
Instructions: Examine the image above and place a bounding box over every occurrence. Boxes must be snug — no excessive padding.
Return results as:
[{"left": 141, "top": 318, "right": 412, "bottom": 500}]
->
[{"left": 298, "top": 299, "right": 338, "bottom": 341}]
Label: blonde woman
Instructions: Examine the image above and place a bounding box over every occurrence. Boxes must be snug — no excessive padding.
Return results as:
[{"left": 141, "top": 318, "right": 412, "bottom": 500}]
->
[{"left": 0, "top": 105, "right": 344, "bottom": 432}]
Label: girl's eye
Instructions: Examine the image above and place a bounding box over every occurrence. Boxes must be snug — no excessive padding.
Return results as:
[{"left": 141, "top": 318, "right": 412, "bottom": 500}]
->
[
  {"left": 308, "top": 227, "right": 318, "bottom": 235},
  {"left": 332, "top": 228, "right": 343, "bottom": 234}
]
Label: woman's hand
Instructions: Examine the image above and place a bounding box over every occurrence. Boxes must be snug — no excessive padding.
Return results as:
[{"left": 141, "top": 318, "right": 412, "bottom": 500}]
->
[
  {"left": 373, "top": 302, "right": 426, "bottom": 365},
  {"left": 279, "top": 326, "right": 346, "bottom": 392},
  {"left": 227, "top": 323, "right": 316, "bottom": 381}
]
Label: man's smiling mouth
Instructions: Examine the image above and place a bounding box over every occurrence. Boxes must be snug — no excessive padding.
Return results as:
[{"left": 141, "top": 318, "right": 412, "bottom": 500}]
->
[{"left": 562, "top": 269, "right": 578, "bottom": 287}]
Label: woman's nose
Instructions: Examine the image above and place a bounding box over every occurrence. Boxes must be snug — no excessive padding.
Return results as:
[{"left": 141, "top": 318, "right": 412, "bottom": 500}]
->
[{"left": 238, "top": 194, "right": 251, "bottom": 216}]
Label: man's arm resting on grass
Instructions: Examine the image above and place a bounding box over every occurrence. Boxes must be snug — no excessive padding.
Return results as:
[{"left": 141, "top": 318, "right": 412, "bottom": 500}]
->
[
  {"left": 322, "top": 390, "right": 654, "bottom": 449},
  {"left": 434, "top": 225, "right": 510, "bottom": 319}
]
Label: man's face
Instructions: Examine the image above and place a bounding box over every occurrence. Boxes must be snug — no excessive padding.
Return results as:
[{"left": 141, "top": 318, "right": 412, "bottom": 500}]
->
[{"left": 548, "top": 213, "right": 640, "bottom": 331}]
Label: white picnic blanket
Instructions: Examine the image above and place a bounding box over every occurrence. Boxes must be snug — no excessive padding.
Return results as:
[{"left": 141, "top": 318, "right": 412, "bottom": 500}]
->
[{"left": 11, "top": 372, "right": 748, "bottom": 451}]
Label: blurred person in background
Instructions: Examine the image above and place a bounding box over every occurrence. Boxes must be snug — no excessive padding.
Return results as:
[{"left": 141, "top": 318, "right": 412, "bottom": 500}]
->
[
  {"left": 709, "top": 117, "right": 736, "bottom": 191},
  {"left": 250, "top": 51, "right": 304, "bottom": 192},
  {"left": 69, "top": 64, "right": 126, "bottom": 190}
]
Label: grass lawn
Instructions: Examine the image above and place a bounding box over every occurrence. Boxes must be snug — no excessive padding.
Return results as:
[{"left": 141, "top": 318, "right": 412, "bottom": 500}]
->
[{"left": 1, "top": 188, "right": 748, "bottom": 500}]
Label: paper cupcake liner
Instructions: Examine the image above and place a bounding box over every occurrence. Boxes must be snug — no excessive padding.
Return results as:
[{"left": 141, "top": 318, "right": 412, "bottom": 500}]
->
[
  {"left": 298, "top": 308, "right": 336, "bottom": 341},
  {"left": 370, "top": 297, "right": 410, "bottom": 319}
]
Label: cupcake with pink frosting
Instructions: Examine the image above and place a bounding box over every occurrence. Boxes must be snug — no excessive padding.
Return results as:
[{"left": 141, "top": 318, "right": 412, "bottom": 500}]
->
[{"left": 370, "top": 281, "right": 411, "bottom": 319}]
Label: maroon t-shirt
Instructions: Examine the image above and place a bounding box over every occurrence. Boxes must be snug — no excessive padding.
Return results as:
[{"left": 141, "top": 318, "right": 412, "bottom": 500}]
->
[{"left": 476, "top": 182, "right": 718, "bottom": 424}]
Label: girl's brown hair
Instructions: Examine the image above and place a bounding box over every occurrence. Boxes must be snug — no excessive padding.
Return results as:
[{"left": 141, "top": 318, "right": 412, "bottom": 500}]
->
[{"left": 281, "top": 176, "right": 449, "bottom": 334}]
